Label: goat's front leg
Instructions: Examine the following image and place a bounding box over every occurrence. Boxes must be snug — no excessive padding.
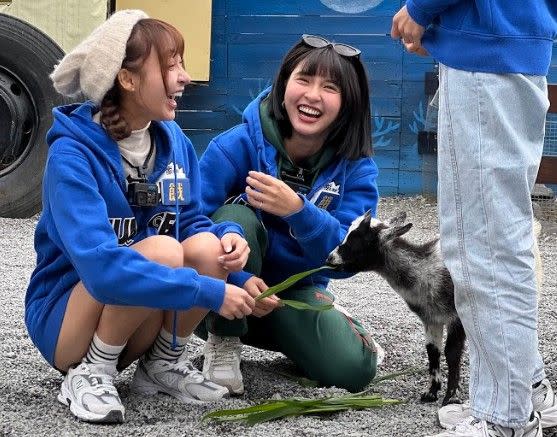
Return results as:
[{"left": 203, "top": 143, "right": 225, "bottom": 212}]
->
[
  {"left": 442, "top": 318, "right": 466, "bottom": 405},
  {"left": 420, "top": 323, "right": 444, "bottom": 402}
]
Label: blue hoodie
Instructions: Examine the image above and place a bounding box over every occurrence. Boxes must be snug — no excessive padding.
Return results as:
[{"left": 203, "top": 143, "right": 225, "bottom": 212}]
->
[
  {"left": 26, "top": 102, "right": 243, "bottom": 363},
  {"left": 406, "top": 0, "right": 557, "bottom": 75},
  {"left": 200, "top": 88, "right": 379, "bottom": 289}
]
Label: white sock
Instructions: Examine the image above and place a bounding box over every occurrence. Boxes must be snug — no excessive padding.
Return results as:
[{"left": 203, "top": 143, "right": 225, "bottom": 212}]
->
[
  {"left": 83, "top": 332, "right": 126, "bottom": 370},
  {"left": 148, "top": 328, "right": 187, "bottom": 362}
]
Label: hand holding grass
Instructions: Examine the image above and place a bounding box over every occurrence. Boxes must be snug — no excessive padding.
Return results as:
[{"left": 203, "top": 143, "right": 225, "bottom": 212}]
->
[
  {"left": 254, "top": 266, "right": 335, "bottom": 312},
  {"left": 243, "top": 276, "right": 281, "bottom": 317}
]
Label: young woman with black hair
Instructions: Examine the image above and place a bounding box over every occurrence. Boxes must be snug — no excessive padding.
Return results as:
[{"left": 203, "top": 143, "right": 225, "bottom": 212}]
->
[{"left": 197, "top": 35, "right": 381, "bottom": 395}]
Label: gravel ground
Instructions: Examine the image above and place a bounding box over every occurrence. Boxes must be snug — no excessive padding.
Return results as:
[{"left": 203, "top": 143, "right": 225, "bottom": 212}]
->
[{"left": 1, "top": 196, "right": 556, "bottom": 437}]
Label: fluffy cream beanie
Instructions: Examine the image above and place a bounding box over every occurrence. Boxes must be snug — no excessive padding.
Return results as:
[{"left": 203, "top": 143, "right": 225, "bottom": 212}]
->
[{"left": 50, "top": 9, "right": 149, "bottom": 105}]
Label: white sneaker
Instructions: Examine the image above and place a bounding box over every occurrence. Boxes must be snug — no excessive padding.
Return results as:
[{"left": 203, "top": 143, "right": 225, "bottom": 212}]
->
[
  {"left": 131, "top": 354, "right": 229, "bottom": 404},
  {"left": 57, "top": 362, "right": 125, "bottom": 423},
  {"left": 202, "top": 334, "right": 244, "bottom": 395},
  {"left": 426, "top": 413, "right": 542, "bottom": 437},
  {"left": 439, "top": 378, "right": 557, "bottom": 429}
]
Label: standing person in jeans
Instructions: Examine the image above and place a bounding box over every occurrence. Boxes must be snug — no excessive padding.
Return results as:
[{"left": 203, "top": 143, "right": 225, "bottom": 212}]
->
[
  {"left": 196, "top": 35, "right": 382, "bottom": 395},
  {"left": 391, "top": 1, "right": 557, "bottom": 436}
]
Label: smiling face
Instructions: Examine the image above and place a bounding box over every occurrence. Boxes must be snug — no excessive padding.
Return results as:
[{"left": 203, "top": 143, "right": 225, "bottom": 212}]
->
[
  {"left": 120, "top": 49, "right": 190, "bottom": 129},
  {"left": 283, "top": 62, "right": 342, "bottom": 149}
]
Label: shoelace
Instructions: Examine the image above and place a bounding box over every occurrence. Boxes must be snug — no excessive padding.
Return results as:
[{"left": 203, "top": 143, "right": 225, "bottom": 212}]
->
[
  {"left": 453, "top": 417, "right": 483, "bottom": 433},
  {"left": 211, "top": 340, "right": 240, "bottom": 368},
  {"left": 84, "top": 372, "right": 119, "bottom": 397},
  {"left": 170, "top": 358, "right": 205, "bottom": 383}
]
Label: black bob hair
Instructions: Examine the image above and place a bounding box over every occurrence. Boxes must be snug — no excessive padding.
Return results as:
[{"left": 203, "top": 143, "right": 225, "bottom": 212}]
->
[{"left": 267, "top": 38, "right": 372, "bottom": 160}]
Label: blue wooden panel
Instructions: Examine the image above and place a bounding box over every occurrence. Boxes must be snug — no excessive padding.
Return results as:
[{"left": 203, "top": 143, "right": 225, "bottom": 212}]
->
[
  {"left": 227, "top": 16, "right": 392, "bottom": 36},
  {"left": 373, "top": 150, "right": 399, "bottom": 169},
  {"left": 378, "top": 186, "right": 399, "bottom": 196},
  {"left": 226, "top": 0, "right": 401, "bottom": 16},
  {"left": 175, "top": 110, "right": 234, "bottom": 130},
  {"left": 185, "top": 129, "right": 227, "bottom": 157},
  {"left": 398, "top": 170, "right": 426, "bottom": 195},
  {"left": 212, "top": 0, "right": 225, "bottom": 16},
  {"left": 189, "top": 0, "right": 557, "bottom": 196},
  {"left": 376, "top": 168, "right": 399, "bottom": 188}
]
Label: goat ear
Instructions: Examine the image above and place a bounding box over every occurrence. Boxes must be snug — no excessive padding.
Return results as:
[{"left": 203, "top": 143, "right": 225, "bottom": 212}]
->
[
  {"left": 387, "top": 211, "right": 407, "bottom": 227},
  {"left": 383, "top": 223, "right": 413, "bottom": 241}
]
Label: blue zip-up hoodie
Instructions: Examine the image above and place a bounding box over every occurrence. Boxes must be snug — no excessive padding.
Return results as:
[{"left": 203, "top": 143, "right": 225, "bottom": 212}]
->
[
  {"left": 406, "top": 0, "right": 557, "bottom": 75},
  {"left": 26, "top": 102, "right": 243, "bottom": 363},
  {"left": 200, "top": 88, "right": 379, "bottom": 289}
]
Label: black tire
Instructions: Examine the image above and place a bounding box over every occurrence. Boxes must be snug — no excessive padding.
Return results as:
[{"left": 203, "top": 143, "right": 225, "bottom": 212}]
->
[{"left": 0, "top": 14, "right": 67, "bottom": 218}]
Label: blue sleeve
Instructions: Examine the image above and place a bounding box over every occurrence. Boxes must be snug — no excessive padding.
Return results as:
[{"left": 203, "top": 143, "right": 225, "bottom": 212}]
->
[
  {"left": 283, "top": 159, "right": 379, "bottom": 266},
  {"left": 46, "top": 150, "right": 225, "bottom": 312},
  {"left": 176, "top": 136, "right": 244, "bottom": 241},
  {"left": 199, "top": 134, "right": 250, "bottom": 216},
  {"left": 405, "top": 0, "right": 465, "bottom": 27},
  {"left": 227, "top": 270, "right": 254, "bottom": 287}
]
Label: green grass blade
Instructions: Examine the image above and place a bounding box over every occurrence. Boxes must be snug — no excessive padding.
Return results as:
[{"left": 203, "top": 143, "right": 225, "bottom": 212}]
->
[
  {"left": 369, "top": 366, "right": 424, "bottom": 386},
  {"left": 202, "top": 401, "right": 289, "bottom": 422},
  {"left": 280, "top": 299, "right": 334, "bottom": 311},
  {"left": 203, "top": 394, "right": 403, "bottom": 426},
  {"left": 256, "top": 266, "right": 333, "bottom": 300},
  {"left": 244, "top": 405, "right": 305, "bottom": 425}
]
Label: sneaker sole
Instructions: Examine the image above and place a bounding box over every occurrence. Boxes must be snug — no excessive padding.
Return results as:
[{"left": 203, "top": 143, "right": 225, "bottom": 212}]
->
[
  {"left": 540, "top": 405, "right": 557, "bottom": 428},
  {"left": 226, "top": 383, "right": 245, "bottom": 396},
  {"left": 439, "top": 403, "right": 557, "bottom": 430},
  {"left": 57, "top": 387, "right": 124, "bottom": 423},
  {"left": 202, "top": 370, "right": 244, "bottom": 395}
]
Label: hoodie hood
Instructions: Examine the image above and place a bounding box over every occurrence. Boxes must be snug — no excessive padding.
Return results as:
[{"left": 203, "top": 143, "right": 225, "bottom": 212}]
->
[{"left": 47, "top": 101, "right": 175, "bottom": 187}]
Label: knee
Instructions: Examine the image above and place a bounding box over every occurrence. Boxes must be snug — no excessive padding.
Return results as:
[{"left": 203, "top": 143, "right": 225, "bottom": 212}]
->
[
  {"left": 182, "top": 232, "right": 224, "bottom": 275},
  {"left": 301, "top": 345, "right": 377, "bottom": 393},
  {"left": 320, "top": 352, "right": 377, "bottom": 393},
  {"left": 134, "top": 235, "right": 183, "bottom": 268}
]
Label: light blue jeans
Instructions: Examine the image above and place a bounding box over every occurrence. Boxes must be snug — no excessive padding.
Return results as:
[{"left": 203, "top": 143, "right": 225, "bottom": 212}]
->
[{"left": 437, "top": 64, "right": 549, "bottom": 428}]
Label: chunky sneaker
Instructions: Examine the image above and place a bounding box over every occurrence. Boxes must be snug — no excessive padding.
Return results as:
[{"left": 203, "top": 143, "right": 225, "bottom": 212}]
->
[
  {"left": 439, "top": 378, "right": 557, "bottom": 429},
  {"left": 426, "top": 412, "right": 542, "bottom": 437},
  {"left": 131, "top": 355, "right": 229, "bottom": 403},
  {"left": 532, "top": 378, "right": 557, "bottom": 428},
  {"left": 57, "top": 362, "right": 124, "bottom": 423},
  {"left": 202, "top": 334, "right": 244, "bottom": 395}
]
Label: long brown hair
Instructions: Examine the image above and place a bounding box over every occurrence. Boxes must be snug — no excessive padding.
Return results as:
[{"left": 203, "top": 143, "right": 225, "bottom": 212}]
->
[{"left": 100, "top": 18, "right": 185, "bottom": 140}]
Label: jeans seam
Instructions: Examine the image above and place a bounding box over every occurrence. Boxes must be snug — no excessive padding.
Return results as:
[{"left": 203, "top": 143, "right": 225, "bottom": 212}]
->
[{"left": 474, "top": 72, "right": 501, "bottom": 415}]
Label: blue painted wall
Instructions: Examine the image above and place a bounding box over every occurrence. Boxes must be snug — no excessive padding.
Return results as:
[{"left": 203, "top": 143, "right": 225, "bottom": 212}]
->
[{"left": 177, "top": 0, "right": 557, "bottom": 196}]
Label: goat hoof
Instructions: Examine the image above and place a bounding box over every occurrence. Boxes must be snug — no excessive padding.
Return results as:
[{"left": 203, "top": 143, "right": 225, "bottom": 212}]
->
[
  {"left": 420, "top": 392, "right": 438, "bottom": 403},
  {"left": 442, "top": 396, "right": 462, "bottom": 406}
]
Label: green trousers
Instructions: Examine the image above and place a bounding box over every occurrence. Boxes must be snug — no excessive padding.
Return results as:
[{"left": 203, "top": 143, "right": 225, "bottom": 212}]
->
[{"left": 196, "top": 204, "right": 378, "bottom": 392}]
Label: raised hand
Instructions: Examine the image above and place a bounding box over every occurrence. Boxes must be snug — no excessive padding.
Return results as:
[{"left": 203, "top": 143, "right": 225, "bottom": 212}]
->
[{"left": 245, "top": 171, "right": 303, "bottom": 217}]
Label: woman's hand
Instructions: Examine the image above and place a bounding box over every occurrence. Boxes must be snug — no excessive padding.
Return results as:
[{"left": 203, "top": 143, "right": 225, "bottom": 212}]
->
[
  {"left": 245, "top": 171, "right": 303, "bottom": 217},
  {"left": 243, "top": 276, "right": 281, "bottom": 317},
  {"left": 219, "top": 284, "right": 255, "bottom": 320},
  {"left": 218, "top": 233, "right": 250, "bottom": 272}
]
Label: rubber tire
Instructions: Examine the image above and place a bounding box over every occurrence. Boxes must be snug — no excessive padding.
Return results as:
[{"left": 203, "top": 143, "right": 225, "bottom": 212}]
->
[{"left": 0, "top": 13, "right": 67, "bottom": 218}]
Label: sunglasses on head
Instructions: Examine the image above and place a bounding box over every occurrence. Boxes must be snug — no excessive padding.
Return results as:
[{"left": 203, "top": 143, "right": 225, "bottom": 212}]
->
[{"left": 301, "top": 34, "right": 361, "bottom": 58}]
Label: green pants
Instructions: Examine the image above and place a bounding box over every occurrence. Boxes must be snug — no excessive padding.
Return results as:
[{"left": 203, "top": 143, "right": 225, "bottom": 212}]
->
[{"left": 196, "top": 204, "right": 378, "bottom": 392}]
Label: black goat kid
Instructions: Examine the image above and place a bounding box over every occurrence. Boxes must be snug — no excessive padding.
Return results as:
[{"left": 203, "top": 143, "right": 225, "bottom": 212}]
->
[{"left": 326, "top": 211, "right": 464, "bottom": 406}]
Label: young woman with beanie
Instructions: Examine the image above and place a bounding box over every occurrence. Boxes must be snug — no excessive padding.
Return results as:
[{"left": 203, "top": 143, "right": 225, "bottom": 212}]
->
[
  {"left": 25, "top": 9, "right": 255, "bottom": 423},
  {"left": 196, "top": 35, "right": 382, "bottom": 395}
]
